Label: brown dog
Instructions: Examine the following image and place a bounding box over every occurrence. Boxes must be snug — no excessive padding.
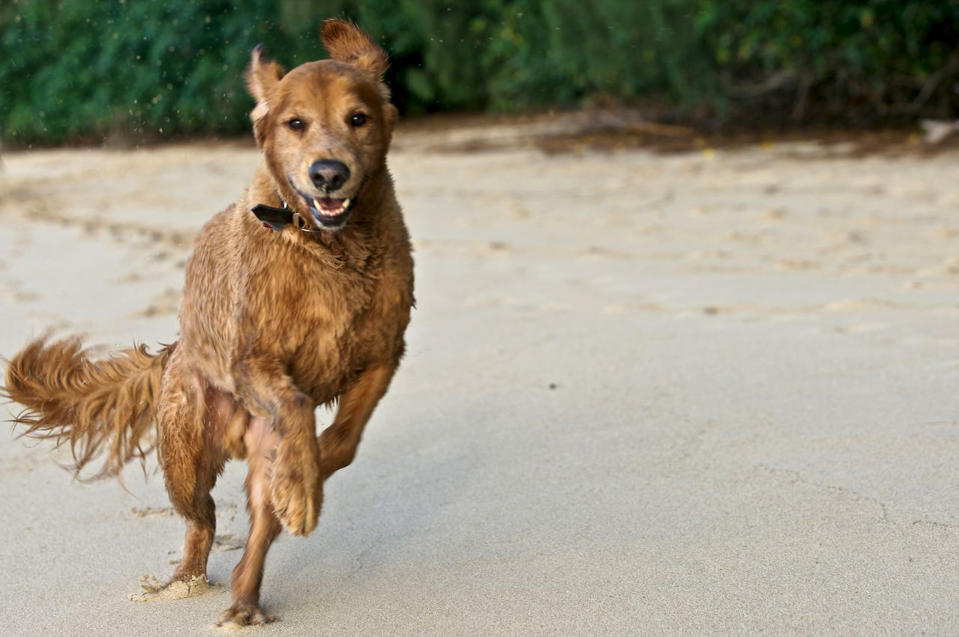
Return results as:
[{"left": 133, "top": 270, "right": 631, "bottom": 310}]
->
[{"left": 2, "top": 20, "right": 413, "bottom": 626}]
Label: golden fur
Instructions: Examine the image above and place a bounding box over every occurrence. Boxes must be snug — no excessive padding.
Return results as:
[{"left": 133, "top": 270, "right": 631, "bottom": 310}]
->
[
  {"left": 2, "top": 20, "right": 413, "bottom": 627},
  {"left": 4, "top": 338, "right": 171, "bottom": 478}
]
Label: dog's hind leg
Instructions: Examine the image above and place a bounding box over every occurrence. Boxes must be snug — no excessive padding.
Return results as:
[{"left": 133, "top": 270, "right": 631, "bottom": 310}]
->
[
  {"left": 152, "top": 354, "right": 225, "bottom": 593},
  {"left": 218, "top": 415, "right": 281, "bottom": 627}
]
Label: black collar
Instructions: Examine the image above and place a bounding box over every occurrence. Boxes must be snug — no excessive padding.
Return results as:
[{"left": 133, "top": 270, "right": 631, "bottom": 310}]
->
[{"left": 251, "top": 200, "right": 316, "bottom": 232}]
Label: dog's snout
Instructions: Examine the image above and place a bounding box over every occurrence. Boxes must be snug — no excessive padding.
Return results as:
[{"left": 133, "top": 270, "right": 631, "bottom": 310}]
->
[{"left": 309, "top": 160, "right": 350, "bottom": 192}]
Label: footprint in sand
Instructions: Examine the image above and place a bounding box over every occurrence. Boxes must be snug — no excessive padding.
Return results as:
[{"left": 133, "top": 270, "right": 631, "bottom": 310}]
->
[
  {"left": 212, "top": 533, "right": 246, "bottom": 552},
  {"left": 130, "top": 505, "right": 174, "bottom": 518},
  {"left": 128, "top": 575, "right": 219, "bottom": 602},
  {"left": 136, "top": 287, "right": 182, "bottom": 318}
]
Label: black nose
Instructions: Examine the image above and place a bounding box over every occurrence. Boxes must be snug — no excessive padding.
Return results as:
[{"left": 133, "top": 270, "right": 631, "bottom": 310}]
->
[{"left": 309, "top": 160, "right": 350, "bottom": 192}]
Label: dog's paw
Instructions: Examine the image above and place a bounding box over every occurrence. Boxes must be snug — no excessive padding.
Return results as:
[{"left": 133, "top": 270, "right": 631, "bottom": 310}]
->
[
  {"left": 271, "top": 444, "right": 322, "bottom": 536},
  {"left": 216, "top": 601, "right": 276, "bottom": 628},
  {"left": 271, "top": 470, "right": 322, "bottom": 536}
]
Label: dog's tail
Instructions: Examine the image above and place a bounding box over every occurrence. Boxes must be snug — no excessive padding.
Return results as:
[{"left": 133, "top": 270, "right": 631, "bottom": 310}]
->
[{"left": 2, "top": 337, "right": 173, "bottom": 479}]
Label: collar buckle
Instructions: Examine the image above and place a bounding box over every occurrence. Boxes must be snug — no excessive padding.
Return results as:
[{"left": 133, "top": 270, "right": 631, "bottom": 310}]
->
[{"left": 292, "top": 212, "right": 314, "bottom": 232}]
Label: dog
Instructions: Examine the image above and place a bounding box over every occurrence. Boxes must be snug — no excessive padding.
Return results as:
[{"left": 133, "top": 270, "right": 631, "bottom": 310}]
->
[{"left": 2, "top": 19, "right": 413, "bottom": 627}]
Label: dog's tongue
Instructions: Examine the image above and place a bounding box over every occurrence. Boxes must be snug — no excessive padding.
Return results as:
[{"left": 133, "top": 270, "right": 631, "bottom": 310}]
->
[{"left": 315, "top": 197, "right": 346, "bottom": 214}]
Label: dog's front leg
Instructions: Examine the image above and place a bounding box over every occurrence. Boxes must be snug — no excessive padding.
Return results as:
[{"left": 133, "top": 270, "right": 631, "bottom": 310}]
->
[
  {"left": 237, "top": 358, "right": 322, "bottom": 537},
  {"left": 319, "top": 360, "right": 398, "bottom": 482}
]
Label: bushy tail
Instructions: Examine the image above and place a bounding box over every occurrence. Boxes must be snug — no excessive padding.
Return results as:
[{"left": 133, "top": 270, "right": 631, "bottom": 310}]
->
[{"left": 2, "top": 337, "right": 173, "bottom": 479}]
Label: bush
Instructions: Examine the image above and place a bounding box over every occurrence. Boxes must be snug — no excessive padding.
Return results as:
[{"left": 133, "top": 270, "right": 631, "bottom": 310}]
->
[
  {"left": 1, "top": 0, "right": 957, "bottom": 145},
  {"left": 697, "top": 1, "right": 959, "bottom": 124}
]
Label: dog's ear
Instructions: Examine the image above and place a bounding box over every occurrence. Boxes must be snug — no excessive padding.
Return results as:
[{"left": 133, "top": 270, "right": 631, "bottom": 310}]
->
[
  {"left": 321, "top": 19, "right": 388, "bottom": 79},
  {"left": 245, "top": 45, "right": 285, "bottom": 144}
]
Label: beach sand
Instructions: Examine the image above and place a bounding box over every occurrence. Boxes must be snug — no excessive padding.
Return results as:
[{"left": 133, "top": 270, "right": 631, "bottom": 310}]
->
[{"left": 1, "top": 125, "right": 958, "bottom": 635}]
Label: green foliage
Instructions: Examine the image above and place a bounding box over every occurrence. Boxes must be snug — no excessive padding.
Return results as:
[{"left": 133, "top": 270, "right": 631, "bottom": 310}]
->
[
  {"left": 1, "top": 0, "right": 958, "bottom": 144},
  {"left": 697, "top": 1, "right": 959, "bottom": 122}
]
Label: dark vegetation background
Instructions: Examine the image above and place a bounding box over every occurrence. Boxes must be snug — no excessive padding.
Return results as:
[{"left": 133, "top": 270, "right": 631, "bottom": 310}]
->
[{"left": 2, "top": 0, "right": 958, "bottom": 145}]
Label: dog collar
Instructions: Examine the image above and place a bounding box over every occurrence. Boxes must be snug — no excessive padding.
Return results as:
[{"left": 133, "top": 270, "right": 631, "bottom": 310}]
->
[{"left": 251, "top": 200, "right": 317, "bottom": 232}]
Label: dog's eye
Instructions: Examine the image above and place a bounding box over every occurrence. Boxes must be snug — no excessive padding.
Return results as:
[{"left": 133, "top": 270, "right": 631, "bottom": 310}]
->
[
  {"left": 349, "top": 113, "right": 369, "bottom": 128},
  {"left": 288, "top": 119, "right": 306, "bottom": 131}
]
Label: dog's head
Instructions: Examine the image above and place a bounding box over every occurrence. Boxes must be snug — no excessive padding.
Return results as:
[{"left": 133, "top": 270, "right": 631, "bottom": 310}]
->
[{"left": 246, "top": 20, "right": 397, "bottom": 231}]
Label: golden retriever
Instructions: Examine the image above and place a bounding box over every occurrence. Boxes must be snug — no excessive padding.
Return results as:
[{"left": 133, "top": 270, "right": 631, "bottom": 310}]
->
[{"left": 3, "top": 19, "right": 413, "bottom": 627}]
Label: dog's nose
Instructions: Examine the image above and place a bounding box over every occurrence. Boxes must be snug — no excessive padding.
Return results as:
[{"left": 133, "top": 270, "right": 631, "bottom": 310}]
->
[{"left": 309, "top": 160, "right": 350, "bottom": 192}]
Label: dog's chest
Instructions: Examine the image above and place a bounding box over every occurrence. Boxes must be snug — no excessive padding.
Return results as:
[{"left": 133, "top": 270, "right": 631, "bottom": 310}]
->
[{"left": 260, "top": 250, "right": 411, "bottom": 401}]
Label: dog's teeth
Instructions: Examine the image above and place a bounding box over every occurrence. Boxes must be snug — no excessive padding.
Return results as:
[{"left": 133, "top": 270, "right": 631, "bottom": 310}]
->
[{"left": 310, "top": 197, "right": 348, "bottom": 216}]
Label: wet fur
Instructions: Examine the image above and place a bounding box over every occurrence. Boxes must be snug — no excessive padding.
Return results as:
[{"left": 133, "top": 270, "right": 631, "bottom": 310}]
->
[
  {"left": 2, "top": 20, "right": 413, "bottom": 627},
  {"left": 3, "top": 338, "right": 172, "bottom": 479}
]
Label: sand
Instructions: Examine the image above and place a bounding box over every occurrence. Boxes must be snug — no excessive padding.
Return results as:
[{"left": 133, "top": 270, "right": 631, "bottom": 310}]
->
[{"left": 1, "top": 125, "right": 958, "bottom": 635}]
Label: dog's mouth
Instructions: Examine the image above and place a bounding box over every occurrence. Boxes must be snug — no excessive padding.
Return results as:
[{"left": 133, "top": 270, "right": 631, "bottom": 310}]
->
[
  {"left": 288, "top": 180, "right": 358, "bottom": 230},
  {"left": 307, "top": 195, "right": 354, "bottom": 228}
]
